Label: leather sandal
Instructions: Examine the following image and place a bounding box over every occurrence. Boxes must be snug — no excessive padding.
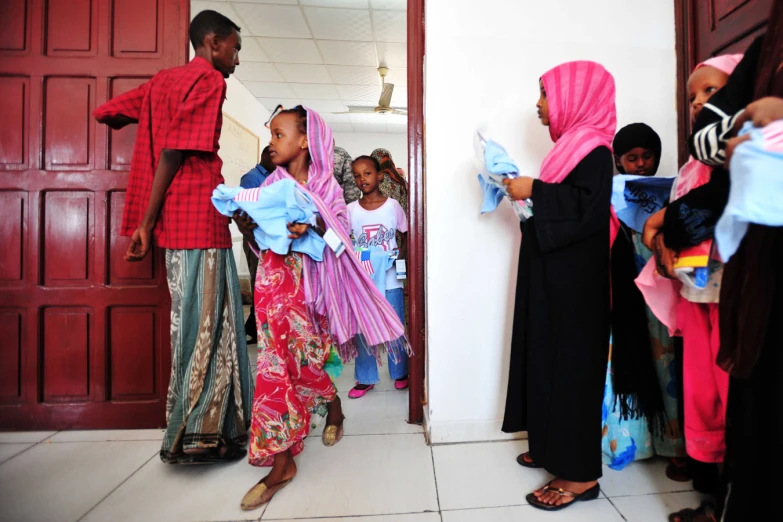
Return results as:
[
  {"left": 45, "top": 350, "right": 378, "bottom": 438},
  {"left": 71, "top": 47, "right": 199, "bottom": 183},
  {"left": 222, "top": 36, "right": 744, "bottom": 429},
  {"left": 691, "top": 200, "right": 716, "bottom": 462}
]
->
[
  {"left": 668, "top": 502, "right": 718, "bottom": 522},
  {"left": 240, "top": 478, "right": 293, "bottom": 511},
  {"left": 526, "top": 481, "right": 600, "bottom": 511}
]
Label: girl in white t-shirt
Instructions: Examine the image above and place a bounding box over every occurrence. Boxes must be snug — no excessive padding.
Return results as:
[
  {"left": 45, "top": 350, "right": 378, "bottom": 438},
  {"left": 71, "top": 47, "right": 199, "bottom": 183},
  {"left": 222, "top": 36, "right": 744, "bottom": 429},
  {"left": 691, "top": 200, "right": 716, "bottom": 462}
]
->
[{"left": 347, "top": 156, "right": 409, "bottom": 398}]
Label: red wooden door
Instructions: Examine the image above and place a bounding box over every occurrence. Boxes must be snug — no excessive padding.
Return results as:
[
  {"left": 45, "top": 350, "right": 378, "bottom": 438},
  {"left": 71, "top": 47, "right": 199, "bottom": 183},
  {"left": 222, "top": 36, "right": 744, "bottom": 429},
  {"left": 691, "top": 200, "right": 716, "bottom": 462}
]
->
[
  {"left": 675, "top": 0, "right": 774, "bottom": 164},
  {"left": 0, "top": 0, "right": 189, "bottom": 430}
]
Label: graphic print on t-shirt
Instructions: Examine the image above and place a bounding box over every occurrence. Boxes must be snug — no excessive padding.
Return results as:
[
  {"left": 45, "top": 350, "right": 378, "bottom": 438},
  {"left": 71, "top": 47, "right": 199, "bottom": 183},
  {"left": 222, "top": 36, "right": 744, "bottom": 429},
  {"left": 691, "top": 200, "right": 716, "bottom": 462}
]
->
[{"left": 355, "top": 224, "right": 397, "bottom": 251}]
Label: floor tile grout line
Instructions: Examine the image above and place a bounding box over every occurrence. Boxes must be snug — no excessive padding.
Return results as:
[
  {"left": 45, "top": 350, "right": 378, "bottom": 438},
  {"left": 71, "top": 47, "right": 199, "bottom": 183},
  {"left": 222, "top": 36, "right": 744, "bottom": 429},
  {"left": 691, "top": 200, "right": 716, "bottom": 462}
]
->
[
  {"left": 261, "top": 509, "right": 442, "bottom": 521},
  {"left": 0, "top": 430, "right": 63, "bottom": 467},
  {"left": 75, "top": 450, "right": 159, "bottom": 522},
  {"left": 605, "top": 496, "right": 629, "bottom": 521},
  {"left": 430, "top": 446, "right": 443, "bottom": 515}
]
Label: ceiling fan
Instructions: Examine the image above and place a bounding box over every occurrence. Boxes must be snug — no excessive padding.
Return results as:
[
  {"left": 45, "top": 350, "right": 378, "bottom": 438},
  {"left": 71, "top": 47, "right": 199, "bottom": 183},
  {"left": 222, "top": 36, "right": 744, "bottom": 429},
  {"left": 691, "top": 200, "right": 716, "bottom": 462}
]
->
[{"left": 332, "top": 67, "right": 407, "bottom": 116}]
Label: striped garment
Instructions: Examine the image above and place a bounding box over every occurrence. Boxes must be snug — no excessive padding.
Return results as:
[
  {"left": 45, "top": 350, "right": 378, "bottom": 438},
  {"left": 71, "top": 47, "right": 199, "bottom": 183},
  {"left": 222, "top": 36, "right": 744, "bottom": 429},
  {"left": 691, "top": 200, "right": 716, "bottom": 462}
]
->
[{"left": 691, "top": 104, "right": 745, "bottom": 167}]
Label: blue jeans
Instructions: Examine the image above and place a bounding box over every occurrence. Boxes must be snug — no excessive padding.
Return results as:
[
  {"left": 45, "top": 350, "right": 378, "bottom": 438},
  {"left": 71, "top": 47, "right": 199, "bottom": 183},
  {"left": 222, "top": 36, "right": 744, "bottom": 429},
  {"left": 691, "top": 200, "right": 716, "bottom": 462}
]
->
[{"left": 354, "top": 287, "right": 408, "bottom": 385}]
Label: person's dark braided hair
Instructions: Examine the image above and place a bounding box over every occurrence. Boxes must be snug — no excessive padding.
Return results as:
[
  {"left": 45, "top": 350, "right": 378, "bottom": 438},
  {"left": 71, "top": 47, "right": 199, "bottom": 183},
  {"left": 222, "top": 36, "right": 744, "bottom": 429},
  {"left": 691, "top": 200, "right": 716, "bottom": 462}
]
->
[
  {"left": 352, "top": 155, "right": 381, "bottom": 172},
  {"left": 278, "top": 106, "right": 307, "bottom": 135}
]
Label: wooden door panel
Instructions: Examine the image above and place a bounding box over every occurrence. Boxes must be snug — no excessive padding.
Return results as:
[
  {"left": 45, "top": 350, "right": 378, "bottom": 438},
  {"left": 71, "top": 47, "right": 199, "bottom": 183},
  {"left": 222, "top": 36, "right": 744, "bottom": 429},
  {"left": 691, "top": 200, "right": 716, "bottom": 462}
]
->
[
  {"left": 108, "top": 191, "right": 156, "bottom": 283},
  {"left": 42, "top": 307, "right": 92, "bottom": 401},
  {"left": 46, "top": 0, "right": 99, "bottom": 57},
  {"left": 0, "top": 77, "right": 29, "bottom": 169},
  {"left": 0, "top": 191, "right": 26, "bottom": 285},
  {"left": 42, "top": 191, "right": 93, "bottom": 286},
  {"left": 112, "top": 0, "right": 163, "bottom": 57},
  {"left": 0, "top": 0, "right": 187, "bottom": 430},
  {"left": 0, "top": 310, "right": 23, "bottom": 401},
  {"left": 109, "top": 307, "right": 157, "bottom": 399},
  {"left": 0, "top": 0, "right": 30, "bottom": 54},
  {"left": 43, "top": 77, "right": 96, "bottom": 169},
  {"left": 694, "top": 0, "right": 773, "bottom": 61},
  {"left": 109, "top": 77, "right": 151, "bottom": 170}
]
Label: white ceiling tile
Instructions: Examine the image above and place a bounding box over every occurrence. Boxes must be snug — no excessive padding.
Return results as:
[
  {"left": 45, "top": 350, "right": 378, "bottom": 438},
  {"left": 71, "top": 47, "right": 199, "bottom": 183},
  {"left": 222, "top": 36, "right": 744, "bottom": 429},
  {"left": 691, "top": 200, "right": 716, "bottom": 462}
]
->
[
  {"left": 238, "top": 37, "right": 271, "bottom": 62},
  {"left": 243, "top": 81, "right": 297, "bottom": 98},
  {"left": 321, "top": 113, "right": 353, "bottom": 123},
  {"left": 233, "top": 3, "right": 312, "bottom": 38},
  {"left": 257, "top": 38, "right": 323, "bottom": 64},
  {"left": 385, "top": 113, "right": 407, "bottom": 125},
  {"left": 370, "top": 0, "right": 406, "bottom": 9},
  {"left": 327, "top": 65, "right": 380, "bottom": 85},
  {"left": 384, "top": 68, "right": 407, "bottom": 86},
  {"left": 301, "top": 0, "right": 369, "bottom": 7},
  {"left": 353, "top": 122, "right": 388, "bottom": 133},
  {"left": 304, "top": 7, "right": 373, "bottom": 42},
  {"left": 300, "top": 99, "right": 349, "bottom": 114},
  {"left": 386, "top": 122, "right": 407, "bottom": 134},
  {"left": 376, "top": 42, "right": 406, "bottom": 68},
  {"left": 328, "top": 122, "right": 356, "bottom": 132},
  {"left": 349, "top": 113, "right": 383, "bottom": 124},
  {"left": 316, "top": 40, "right": 377, "bottom": 66},
  {"left": 372, "top": 10, "right": 406, "bottom": 43},
  {"left": 290, "top": 83, "right": 341, "bottom": 99},
  {"left": 257, "top": 98, "right": 302, "bottom": 112},
  {"left": 276, "top": 63, "right": 333, "bottom": 83},
  {"left": 237, "top": 0, "right": 298, "bottom": 4},
  {"left": 191, "top": 1, "right": 242, "bottom": 24},
  {"left": 336, "top": 84, "right": 381, "bottom": 103},
  {"left": 234, "top": 62, "right": 284, "bottom": 82}
]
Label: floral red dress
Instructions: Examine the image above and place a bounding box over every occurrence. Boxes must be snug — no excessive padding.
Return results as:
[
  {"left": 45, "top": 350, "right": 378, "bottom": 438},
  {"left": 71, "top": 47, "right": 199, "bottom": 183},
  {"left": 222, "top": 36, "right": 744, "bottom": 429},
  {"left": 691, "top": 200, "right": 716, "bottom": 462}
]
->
[{"left": 248, "top": 251, "right": 337, "bottom": 467}]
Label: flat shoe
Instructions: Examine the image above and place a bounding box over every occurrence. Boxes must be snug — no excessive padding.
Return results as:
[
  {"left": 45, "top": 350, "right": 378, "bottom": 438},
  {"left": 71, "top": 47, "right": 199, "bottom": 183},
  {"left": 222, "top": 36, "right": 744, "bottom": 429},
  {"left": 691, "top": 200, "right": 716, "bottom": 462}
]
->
[
  {"left": 526, "top": 482, "right": 600, "bottom": 512},
  {"left": 348, "top": 384, "right": 374, "bottom": 399},
  {"left": 516, "top": 452, "right": 543, "bottom": 468},
  {"left": 322, "top": 414, "right": 345, "bottom": 447},
  {"left": 240, "top": 478, "right": 292, "bottom": 511}
]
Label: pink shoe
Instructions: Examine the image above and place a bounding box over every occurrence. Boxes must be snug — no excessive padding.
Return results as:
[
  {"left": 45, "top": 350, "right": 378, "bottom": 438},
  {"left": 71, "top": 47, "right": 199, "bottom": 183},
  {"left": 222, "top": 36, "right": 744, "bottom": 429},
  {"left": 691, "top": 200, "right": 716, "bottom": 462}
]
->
[
  {"left": 395, "top": 377, "right": 409, "bottom": 390},
  {"left": 348, "top": 384, "right": 374, "bottom": 399}
]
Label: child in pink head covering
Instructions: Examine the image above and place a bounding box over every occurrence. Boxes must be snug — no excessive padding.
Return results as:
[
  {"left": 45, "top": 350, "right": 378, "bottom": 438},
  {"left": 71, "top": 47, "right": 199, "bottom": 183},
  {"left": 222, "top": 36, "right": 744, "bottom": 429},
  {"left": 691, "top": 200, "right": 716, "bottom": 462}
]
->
[
  {"left": 636, "top": 55, "right": 742, "bottom": 482},
  {"left": 502, "top": 61, "right": 616, "bottom": 512}
]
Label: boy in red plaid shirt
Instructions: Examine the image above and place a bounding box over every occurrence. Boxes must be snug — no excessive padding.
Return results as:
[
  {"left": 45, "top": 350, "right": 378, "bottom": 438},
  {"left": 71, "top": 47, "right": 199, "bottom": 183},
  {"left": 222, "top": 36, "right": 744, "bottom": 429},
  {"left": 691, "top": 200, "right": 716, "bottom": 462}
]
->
[{"left": 94, "top": 10, "right": 253, "bottom": 464}]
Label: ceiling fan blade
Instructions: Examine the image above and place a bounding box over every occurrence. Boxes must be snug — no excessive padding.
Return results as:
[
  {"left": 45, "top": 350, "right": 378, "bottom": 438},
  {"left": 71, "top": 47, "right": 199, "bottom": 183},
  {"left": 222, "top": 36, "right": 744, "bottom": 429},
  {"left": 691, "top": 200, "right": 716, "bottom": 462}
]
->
[
  {"left": 391, "top": 109, "right": 408, "bottom": 116},
  {"left": 378, "top": 83, "right": 394, "bottom": 108},
  {"left": 344, "top": 106, "right": 376, "bottom": 114}
]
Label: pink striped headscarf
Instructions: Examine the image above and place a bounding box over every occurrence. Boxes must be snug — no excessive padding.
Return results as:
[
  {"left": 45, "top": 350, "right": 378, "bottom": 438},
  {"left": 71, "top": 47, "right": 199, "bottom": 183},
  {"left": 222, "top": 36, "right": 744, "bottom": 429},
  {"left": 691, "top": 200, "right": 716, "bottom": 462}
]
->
[
  {"left": 262, "top": 107, "right": 409, "bottom": 361},
  {"left": 540, "top": 61, "right": 617, "bottom": 184},
  {"left": 539, "top": 61, "right": 621, "bottom": 243}
]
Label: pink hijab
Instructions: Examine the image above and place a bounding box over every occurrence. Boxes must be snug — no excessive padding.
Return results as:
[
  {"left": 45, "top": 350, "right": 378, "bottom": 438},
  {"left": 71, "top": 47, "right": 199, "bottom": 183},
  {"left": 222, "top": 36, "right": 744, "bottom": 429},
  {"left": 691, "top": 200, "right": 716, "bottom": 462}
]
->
[
  {"left": 635, "top": 54, "right": 742, "bottom": 334},
  {"left": 539, "top": 60, "right": 620, "bottom": 243},
  {"left": 262, "top": 107, "right": 408, "bottom": 361}
]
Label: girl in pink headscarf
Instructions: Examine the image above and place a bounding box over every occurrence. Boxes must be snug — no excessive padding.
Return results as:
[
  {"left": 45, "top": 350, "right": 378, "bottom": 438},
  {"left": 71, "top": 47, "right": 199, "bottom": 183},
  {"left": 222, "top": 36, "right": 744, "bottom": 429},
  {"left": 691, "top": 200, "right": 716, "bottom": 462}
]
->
[{"left": 501, "top": 61, "right": 616, "bottom": 511}]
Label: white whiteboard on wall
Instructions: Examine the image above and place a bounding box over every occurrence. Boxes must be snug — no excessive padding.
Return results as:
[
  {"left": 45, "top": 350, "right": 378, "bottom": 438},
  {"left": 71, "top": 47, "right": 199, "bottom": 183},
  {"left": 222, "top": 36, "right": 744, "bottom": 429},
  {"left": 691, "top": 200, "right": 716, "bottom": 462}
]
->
[{"left": 219, "top": 112, "right": 260, "bottom": 187}]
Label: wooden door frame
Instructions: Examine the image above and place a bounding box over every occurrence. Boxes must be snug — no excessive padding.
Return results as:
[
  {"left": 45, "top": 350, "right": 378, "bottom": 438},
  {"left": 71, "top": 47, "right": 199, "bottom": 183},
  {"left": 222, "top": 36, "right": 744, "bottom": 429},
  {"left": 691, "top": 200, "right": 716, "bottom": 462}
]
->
[
  {"left": 406, "top": 0, "right": 426, "bottom": 425},
  {"left": 674, "top": 0, "right": 695, "bottom": 167}
]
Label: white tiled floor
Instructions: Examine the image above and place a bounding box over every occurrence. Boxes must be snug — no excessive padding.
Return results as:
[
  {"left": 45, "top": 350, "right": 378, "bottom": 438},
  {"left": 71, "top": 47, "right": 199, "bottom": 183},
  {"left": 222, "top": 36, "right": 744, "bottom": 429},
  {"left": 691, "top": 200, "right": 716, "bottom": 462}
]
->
[{"left": 0, "top": 345, "right": 697, "bottom": 521}]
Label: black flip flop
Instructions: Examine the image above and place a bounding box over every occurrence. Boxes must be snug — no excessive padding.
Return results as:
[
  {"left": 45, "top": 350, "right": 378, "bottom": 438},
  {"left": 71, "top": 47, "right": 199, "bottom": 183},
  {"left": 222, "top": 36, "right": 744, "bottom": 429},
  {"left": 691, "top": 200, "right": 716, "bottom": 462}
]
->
[
  {"left": 526, "top": 481, "right": 601, "bottom": 512},
  {"left": 668, "top": 502, "right": 718, "bottom": 522},
  {"left": 516, "top": 452, "right": 543, "bottom": 469}
]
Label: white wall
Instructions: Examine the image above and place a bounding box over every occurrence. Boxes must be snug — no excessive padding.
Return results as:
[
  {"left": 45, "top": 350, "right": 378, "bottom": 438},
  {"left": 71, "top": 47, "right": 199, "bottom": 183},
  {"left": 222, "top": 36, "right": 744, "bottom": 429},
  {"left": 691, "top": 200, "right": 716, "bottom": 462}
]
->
[
  {"left": 333, "top": 131, "right": 409, "bottom": 174},
  {"left": 424, "top": 0, "right": 677, "bottom": 443},
  {"left": 218, "top": 73, "right": 271, "bottom": 278}
]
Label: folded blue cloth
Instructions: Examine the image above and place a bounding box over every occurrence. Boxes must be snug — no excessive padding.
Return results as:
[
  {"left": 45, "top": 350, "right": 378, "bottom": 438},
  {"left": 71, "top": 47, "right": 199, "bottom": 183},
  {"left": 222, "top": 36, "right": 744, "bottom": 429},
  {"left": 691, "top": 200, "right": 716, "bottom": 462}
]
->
[
  {"left": 611, "top": 175, "right": 675, "bottom": 233},
  {"left": 476, "top": 137, "right": 533, "bottom": 220},
  {"left": 715, "top": 122, "right": 783, "bottom": 261},
  {"left": 240, "top": 164, "right": 270, "bottom": 189},
  {"left": 212, "top": 179, "right": 326, "bottom": 261},
  {"left": 477, "top": 139, "right": 519, "bottom": 214}
]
